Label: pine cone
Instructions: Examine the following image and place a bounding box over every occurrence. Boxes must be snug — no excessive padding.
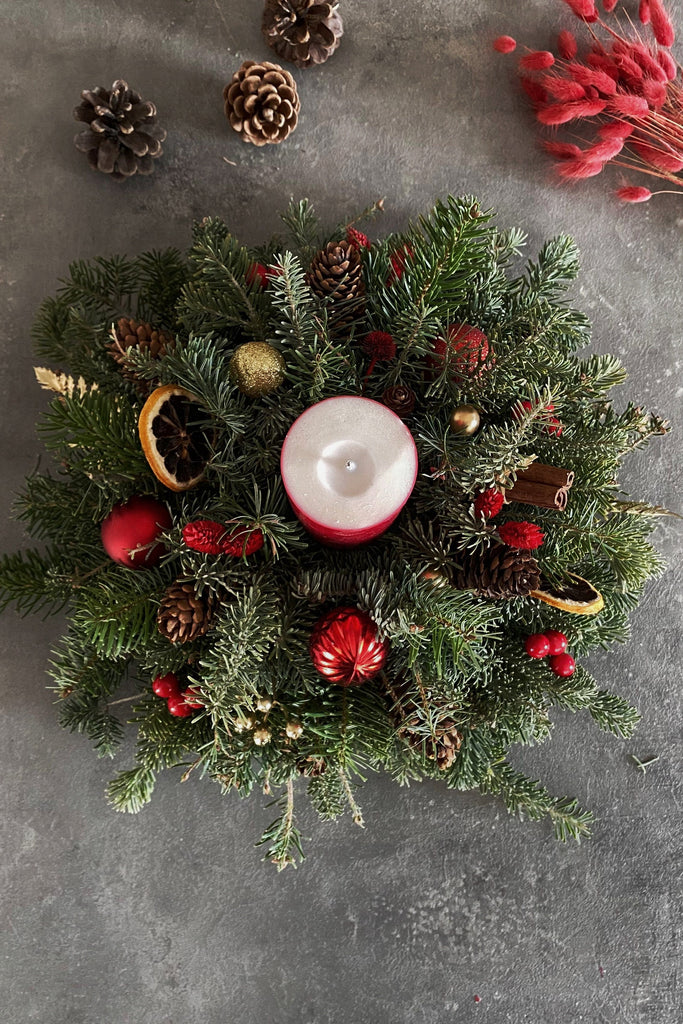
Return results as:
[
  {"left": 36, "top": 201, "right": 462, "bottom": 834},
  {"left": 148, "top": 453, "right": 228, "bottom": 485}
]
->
[
  {"left": 296, "top": 756, "right": 327, "bottom": 777},
  {"left": 382, "top": 385, "right": 416, "bottom": 417},
  {"left": 387, "top": 681, "right": 462, "bottom": 771},
  {"left": 262, "top": 0, "right": 343, "bottom": 69},
  {"left": 157, "top": 581, "right": 218, "bottom": 644},
  {"left": 107, "top": 318, "right": 175, "bottom": 381},
  {"left": 73, "top": 80, "right": 166, "bottom": 180},
  {"left": 307, "top": 241, "right": 366, "bottom": 325},
  {"left": 223, "top": 61, "right": 300, "bottom": 147},
  {"left": 454, "top": 542, "right": 540, "bottom": 599}
]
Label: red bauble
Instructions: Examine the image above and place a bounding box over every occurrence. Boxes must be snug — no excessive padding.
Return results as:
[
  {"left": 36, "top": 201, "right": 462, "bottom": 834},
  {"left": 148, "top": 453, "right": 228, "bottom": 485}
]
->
[
  {"left": 473, "top": 488, "right": 505, "bottom": 519},
  {"left": 498, "top": 520, "right": 545, "bottom": 550},
  {"left": 183, "top": 519, "right": 226, "bottom": 555},
  {"left": 246, "top": 262, "right": 269, "bottom": 289},
  {"left": 525, "top": 633, "right": 550, "bottom": 659},
  {"left": 514, "top": 400, "right": 563, "bottom": 436},
  {"left": 152, "top": 672, "right": 181, "bottom": 699},
  {"left": 429, "top": 323, "right": 491, "bottom": 380},
  {"left": 544, "top": 629, "right": 568, "bottom": 655},
  {"left": 549, "top": 653, "right": 576, "bottom": 678},
  {"left": 167, "top": 695, "right": 194, "bottom": 717},
  {"left": 221, "top": 525, "right": 265, "bottom": 558},
  {"left": 101, "top": 496, "right": 172, "bottom": 568},
  {"left": 387, "top": 243, "right": 414, "bottom": 285},
  {"left": 310, "top": 606, "right": 389, "bottom": 686}
]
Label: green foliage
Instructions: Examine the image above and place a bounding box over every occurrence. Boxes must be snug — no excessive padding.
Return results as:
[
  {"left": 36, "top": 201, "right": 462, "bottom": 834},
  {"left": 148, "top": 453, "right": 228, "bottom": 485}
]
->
[{"left": 1, "top": 196, "right": 670, "bottom": 866}]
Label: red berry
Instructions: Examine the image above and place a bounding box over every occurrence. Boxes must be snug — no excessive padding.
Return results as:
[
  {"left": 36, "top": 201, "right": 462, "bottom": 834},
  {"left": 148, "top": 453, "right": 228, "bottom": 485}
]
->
[
  {"left": 544, "top": 629, "right": 568, "bottom": 655},
  {"left": 152, "top": 672, "right": 181, "bottom": 699},
  {"left": 525, "top": 633, "right": 551, "bottom": 659},
  {"left": 183, "top": 686, "right": 204, "bottom": 709},
  {"left": 549, "top": 653, "right": 576, "bottom": 678},
  {"left": 167, "top": 696, "right": 194, "bottom": 717}
]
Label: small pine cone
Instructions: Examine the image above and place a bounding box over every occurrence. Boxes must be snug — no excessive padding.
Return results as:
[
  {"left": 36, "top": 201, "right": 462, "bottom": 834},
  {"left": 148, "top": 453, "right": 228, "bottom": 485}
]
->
[
  {"left": 157, "top": 580, "right": 218, "bottom": 644},
  {"left": 382, "top": 385, "right": 416, "bottom": 417},
  {"left": 454, "top": 542, "right": 540, "bottom": 599},
  {"left": 262, "top": 0, "right": 343, "bottom": 69},
  {"left": 223, "top": 61, "right": 300, "bottom": 147},
  {"left": 389, "top": 685, "right": 463, "bottom": 772},
  {"left": 107, "top": 317, "right": 175, "bottom": 380},
  {"left": 73, "top": 80, "right": 166, "bottom": 180},
  {"left": 307, "top": 241, "right": 366, "bottom": 327}
]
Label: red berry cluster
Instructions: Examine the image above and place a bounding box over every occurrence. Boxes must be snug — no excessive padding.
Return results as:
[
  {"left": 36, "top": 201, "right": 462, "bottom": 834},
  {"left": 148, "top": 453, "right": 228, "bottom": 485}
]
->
[
  {"left": 152, "top": 672, "right": 203, "bottom": 717},
  {"left": 524, "top": 630, "right": 576, "bottom": 677}
]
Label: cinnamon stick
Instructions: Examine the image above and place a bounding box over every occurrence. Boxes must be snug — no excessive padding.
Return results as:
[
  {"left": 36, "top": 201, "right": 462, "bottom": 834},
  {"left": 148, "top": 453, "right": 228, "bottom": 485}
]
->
[
  {"left": 507, "top": 479, "right": 569, "bottom": 510},
  {"left": 518, "top": 463, "right": 574, "bottom": 489}
]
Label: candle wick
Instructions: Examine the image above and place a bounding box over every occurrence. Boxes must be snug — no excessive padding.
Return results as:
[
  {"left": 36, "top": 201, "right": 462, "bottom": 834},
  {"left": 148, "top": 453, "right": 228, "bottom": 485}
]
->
[{"left": 346, "top": 460, "right": 356, "bottom": 471}]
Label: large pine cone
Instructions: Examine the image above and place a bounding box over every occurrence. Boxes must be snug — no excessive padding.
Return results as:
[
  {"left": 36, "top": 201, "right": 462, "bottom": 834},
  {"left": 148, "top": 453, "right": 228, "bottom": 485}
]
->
[
  {"left": 454, "top": 542, "right": 540, "bottom": 599},
  {"left": 223, "top": 61, "right": 300, "bottom": 147},
  {"left": 157, "top": 581, "right": 218, "bottom": 644},
  {"left": 73, "top": 80, "right": 166, "bottom": 180},
  {"left": 262, "top": 0, "right": 343, "bottom": 69},
  {"left": 107, "top": 318, "right": 175, "bottom": 380},
  {"left": 306, "top": 241, "right": 366, "bottom": 326}
]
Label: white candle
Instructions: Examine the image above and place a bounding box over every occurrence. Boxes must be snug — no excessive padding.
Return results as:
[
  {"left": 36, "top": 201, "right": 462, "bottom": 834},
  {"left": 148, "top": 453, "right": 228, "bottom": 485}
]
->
[{"left": 280, "top": 396, "right": 418, "bottom": 547}]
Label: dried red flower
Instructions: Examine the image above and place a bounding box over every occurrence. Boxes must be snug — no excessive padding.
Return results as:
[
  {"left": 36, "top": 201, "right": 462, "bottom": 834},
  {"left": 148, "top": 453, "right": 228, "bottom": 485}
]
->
[
  {"left": 494, "top": 35, "right": 517, "bottom": 54},
  {"left": 473, "top": 488, "right": 505, "bottom": 519},
  {"left": 657, "top": 49, "right": 677, "bottom": 79},
  {"left": 347, "top": 227, "right": 371, "bottom": 251},
  {"left": 557, "top": 157, "right": 604, "bottom": 179},
  {"left": 537, "top": 98, "right": 606, "bottom": 125},
  {"left": 616, "top": 185, "right": 653, "bottom": 202},
  {"left": 388, "top": 243, "right": 414, "bottom": 285},
  {"left": 650, "top": 0, "right": 675, "bottom": 46},
  {"left": 540, "top": 76, "right": 586, "bottom": 101},
  {"left": 183, "top": 519, "right": 227, "bottom": 555},
  {"left": 639, "top": 0, "right": 651, "bottom": 24},
  {"left": 520, "top": 50, "right": 555, "bottom": 71},
  {"left": 602, "top": 0, "right": 618, "bottom": 11},
  {"left": 567, "top": 63, "right": 618, "bottom": 96},
  {"left": 561, "top": 0, "right": 598, "bottom": 18},
  {"left": 544, "top": 140, "right": 584, "bottom": 159},
  {"left": 498, "top": 521, "right": 545, "bottom": 551},
  {"left": 558, "top": 30, "right": 578, "bottom": 59},
  {"left": 608, "top": 94, "right": 650, "bottom": 117},
  {"left": 597, "top": 121, "right": 634, "bottom": 140}
]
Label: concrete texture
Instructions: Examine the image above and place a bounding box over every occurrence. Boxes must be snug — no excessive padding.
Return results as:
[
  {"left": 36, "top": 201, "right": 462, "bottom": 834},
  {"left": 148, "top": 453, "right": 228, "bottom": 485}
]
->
[{"left": 1, "top": 1, "right": 682, "bottom": 1021}]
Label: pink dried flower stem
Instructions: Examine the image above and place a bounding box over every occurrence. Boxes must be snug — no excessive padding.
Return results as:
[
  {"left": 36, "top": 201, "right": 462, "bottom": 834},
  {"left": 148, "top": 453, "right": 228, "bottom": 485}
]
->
[{"left": 499, "top": 0, "right": 683, "bottom": 201}]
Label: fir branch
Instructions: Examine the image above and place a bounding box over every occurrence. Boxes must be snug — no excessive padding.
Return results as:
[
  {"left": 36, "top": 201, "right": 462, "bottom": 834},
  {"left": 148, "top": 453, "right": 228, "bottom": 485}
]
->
[{"left": 256, "top": 778, "right": 305, "bottom": 870}]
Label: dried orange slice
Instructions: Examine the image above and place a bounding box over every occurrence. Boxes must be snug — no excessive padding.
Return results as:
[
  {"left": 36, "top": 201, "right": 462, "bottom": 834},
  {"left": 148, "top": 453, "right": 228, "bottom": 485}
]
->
[
  {"left": 530, "top": 573, "right": 604, "bottom": 616},
  {"left": 138, "top": 384, "right": 212, "bottom": 491}
]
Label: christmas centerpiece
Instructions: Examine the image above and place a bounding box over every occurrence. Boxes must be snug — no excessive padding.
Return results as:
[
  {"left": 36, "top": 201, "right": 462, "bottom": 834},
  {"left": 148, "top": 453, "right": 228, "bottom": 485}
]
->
[{"left": 2, "top": 197, "right": 669, "bottom": 868}]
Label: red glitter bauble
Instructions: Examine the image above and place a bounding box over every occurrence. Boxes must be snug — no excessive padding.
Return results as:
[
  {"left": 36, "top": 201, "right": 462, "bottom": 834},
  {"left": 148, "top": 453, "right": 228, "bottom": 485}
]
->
[
  {"left": 309, "top": 606, "right": 389, "bottom": 687},
  {"left": 221, "top": 525, "right": 265, "bottom": 558},
  {"left": 429, "top": 323, "right": 491, "bottom": 380},
  {"left": 100, "top": 496, "right": 171, "bottom": 569}
]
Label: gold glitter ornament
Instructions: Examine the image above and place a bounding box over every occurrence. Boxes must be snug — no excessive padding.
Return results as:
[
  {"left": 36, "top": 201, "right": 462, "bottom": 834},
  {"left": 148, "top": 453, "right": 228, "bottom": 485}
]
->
[
  {"left": 449, "top": 404, "right": 480, "bottom": 436},
  {"left": 285, "top": 720, "right": 303, "bottom": 739},
  {"left": 253, "top": 726, "right": 272, "bottom": 746},
  {"left": 229, "top": 341, "right": 285, "bottom": 398}
]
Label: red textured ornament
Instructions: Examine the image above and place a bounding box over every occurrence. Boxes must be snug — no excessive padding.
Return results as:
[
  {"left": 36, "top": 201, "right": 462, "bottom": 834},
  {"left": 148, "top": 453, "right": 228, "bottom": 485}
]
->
[
  {"left": 498, "top": 520, "right": 545, "bottom": 550},
  {"left": 182, "top": 519, "right": 226, "bottom": 555},
  {"left": 101, "top": 496, "right": 172, "bottom": 569},
  {"left": 310, "top": 606, "right": 389, "bottom": 686},
  {"left": 167, "top": 695, "right": 194, "bottom": 717},
  {"left": 473, "top": 488, "right": 505, "bottom": 519},
  {"left": 544, "top": 629, "right": 568, "bottom": 655},
  {"left": 346, "top": 226, "right": 371, "bottom": 251},
  {"left": 221, "top": 525, "right": 265, "bottom": 558},
  {"left": 429, "top": 323, "right": 492, "bottom": 380},
  {"left": 525, "top": 633, "right": 551, "bottom": 659},
  {"left": 363, "top": 331, "right": 397, "bottom": 378},
  {"left": 152, "top": 672, "right": 181, "bottom": 699},
  {"left": 549, "top": 652, "right": 576, "bottom": 678}
]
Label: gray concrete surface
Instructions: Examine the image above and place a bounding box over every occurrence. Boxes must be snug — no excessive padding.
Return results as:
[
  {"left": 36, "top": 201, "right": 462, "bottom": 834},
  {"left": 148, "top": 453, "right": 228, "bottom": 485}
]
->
[{"left": 1, "top": 1, "right": 682, "bottom": 1021}]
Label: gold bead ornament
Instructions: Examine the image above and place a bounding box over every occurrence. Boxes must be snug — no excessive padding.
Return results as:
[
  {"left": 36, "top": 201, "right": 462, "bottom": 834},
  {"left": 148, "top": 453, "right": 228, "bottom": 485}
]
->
[
  {"left": 229, "top": 342, "right": 285, "bottom": 398},
  {"left": 449, "top": 404, "right": 480, "bottom": 436}
]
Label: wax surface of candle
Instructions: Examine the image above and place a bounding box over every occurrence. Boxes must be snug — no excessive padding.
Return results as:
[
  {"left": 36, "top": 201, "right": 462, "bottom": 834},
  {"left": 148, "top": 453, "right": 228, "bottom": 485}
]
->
[{"left": 281, "top": 396, "right": 418, "bottom": 544}]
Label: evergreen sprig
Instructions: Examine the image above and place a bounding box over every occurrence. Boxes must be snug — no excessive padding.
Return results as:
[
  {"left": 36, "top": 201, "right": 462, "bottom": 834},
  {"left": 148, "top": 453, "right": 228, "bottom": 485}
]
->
[{"left": 1, "top": 196, "right": 670, "bottom": 868}]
